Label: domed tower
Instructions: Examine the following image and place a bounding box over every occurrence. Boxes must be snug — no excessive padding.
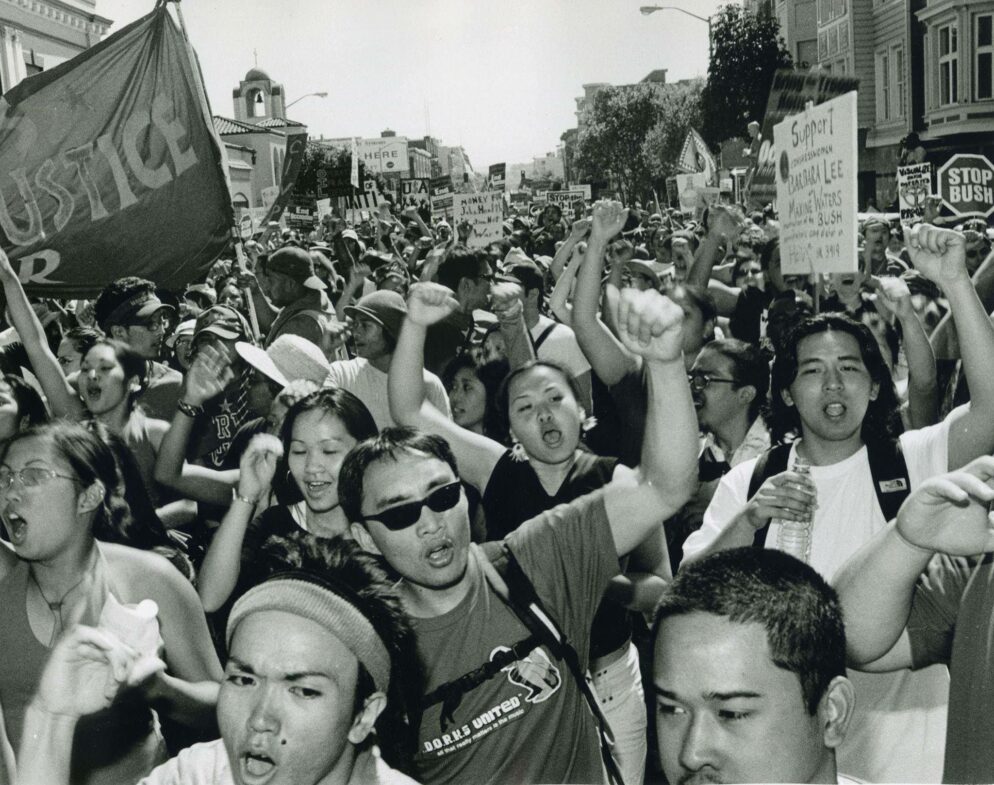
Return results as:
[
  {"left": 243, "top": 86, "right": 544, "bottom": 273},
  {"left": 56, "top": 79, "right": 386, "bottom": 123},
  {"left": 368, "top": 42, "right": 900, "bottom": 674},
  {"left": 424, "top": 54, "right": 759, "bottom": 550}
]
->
[{"left": 232, "top": 66, "right": 286, "bottom": 123}]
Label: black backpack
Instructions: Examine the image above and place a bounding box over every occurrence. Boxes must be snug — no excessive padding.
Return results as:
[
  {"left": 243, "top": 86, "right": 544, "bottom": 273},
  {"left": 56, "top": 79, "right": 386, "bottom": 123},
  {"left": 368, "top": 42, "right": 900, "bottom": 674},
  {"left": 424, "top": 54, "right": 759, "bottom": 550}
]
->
[
  {"left": 417, "top": 541, "right": 625, "bottom": 785},
  {"left": 747, "top": 439, "right": 911, "bottom": 548}
]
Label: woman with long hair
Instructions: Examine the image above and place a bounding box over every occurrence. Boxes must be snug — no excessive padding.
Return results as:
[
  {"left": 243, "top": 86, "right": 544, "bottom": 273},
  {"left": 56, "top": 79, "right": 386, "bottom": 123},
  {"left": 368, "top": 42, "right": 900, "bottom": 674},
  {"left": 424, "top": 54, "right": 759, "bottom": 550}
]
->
[
  {"left": 0, "top": 420, "right": 221, "bottom": 784},
  {"left": 197, "top": 387, "right": 378, "bottom": 613}
]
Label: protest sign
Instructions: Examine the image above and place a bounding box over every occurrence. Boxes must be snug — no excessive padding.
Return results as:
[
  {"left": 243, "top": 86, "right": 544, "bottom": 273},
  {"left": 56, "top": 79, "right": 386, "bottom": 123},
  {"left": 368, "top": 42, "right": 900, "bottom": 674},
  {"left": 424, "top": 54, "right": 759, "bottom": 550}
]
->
[
  {"left": 430, "top": 175, "right": 454, "bottom": 219},
  {"left": 774, "top": 91, "right": 858, "bottom": 275},
  {"left": 0, "top": 4, "right": 233, "bottom": 296},
  {"left": 401, "top": 178, "right": 430, "bottom": 208},
  {"left": 676, "top": 174, "right": 707, "bottom": 214},
  {"left": 747, "top": 69, "right": 859, "bottom": 210},
  {"left": 937, "top": 154, "right": 994, "bottom": 218},
  {"left": 665, "top": 177, "right": 679, "bottom": 207},
  {"left": 897, "top": 163, "right": 932, "bottom": 224},
  {"left": 454, "top": 191, "right": 503, "bottom": 248},
  {"left": 323, "top": 136, "right": 409, "bottom": 174},
  {"left": 348, "top": 191, "right": 382, "bottom": 210},
  {"left": 547, "top": 189, "right": 586, "bottom": 210},
  {"left": 260, "top": 186, "right": 280, "bottom": 209},
  {"left": 567, "top": 184, "right": 592, "bottom": 200},
  {"left": 488, "top": 163, "right": 506, "bottom": 191}
]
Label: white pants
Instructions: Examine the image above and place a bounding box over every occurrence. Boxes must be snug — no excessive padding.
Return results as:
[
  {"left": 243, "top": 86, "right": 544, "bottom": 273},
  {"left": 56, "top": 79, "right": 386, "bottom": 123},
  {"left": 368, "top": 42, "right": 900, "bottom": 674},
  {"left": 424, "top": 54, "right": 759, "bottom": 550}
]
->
[{"left": 590, "top": 642, "right": 646, "bottom": 785}]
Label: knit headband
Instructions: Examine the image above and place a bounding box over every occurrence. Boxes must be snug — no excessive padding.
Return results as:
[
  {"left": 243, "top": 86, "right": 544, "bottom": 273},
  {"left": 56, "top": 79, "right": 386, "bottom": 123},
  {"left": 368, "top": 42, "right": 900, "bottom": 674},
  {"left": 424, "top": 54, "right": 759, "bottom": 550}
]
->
[{"left": 226, "top": 576, "right": 392, "bottom": 694}]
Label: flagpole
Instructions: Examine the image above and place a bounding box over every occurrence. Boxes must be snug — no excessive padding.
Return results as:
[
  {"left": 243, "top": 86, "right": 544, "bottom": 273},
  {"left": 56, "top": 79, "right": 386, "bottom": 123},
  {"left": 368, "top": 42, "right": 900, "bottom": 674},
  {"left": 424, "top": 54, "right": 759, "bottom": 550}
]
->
[{"left": 168, "top": 0, "right": 260, "bottom": 340}]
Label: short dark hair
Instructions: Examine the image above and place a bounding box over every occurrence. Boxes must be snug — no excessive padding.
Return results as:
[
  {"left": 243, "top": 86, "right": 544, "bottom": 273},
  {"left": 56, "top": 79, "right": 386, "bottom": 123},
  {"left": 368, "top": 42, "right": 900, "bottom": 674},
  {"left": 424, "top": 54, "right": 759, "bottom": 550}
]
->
[
  {"left": 256, "top": 535, "right": 421, "bottom": 769},
  {"left": 2, "top": 374, "right": 48, "bottom": 433},
  {"left": 653, "top": 547, "right": 846, "bottom": 715},
  {"left": 441, "top": 355, "right": 510, "bottom": 444},
  {"left": 436, "top": 247, "right": 489, "bottom": 291},
  {"left": 338, "top": 427, "right": 459, "bottom": 524},
  {"left": 274, "top": 388, "right": 379, "bottom": 504},
  {"left": 94, "top": 277, "right": 156, "bottom": 331},
  {"left": 770, "top": 312, "right": 901, "bottom": 445},
  {"left": 63, "top": 326, "right": 103, "bottom": 358},
  {"left": 495, "top": 360, "right": 585, "bottom": 439},
  {"left": 700, "top": 338, "right": 770, "bottom": 423}
]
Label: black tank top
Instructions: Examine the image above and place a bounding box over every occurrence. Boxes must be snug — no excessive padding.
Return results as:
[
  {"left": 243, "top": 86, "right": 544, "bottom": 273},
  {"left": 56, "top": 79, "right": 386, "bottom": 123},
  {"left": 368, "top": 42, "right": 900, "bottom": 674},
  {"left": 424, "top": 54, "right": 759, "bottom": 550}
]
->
[{"left": 481, "top": 450, "right": 631, "bottom": 659}]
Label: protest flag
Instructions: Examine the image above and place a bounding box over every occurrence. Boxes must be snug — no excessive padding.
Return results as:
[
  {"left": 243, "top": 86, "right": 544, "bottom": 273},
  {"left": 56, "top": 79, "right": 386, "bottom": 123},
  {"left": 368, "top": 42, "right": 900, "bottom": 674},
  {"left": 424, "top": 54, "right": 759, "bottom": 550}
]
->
[
  {"left": 0, "top": 2, "right": 233, "bottom": 296},
  {"left": 676, "top": 129, "right": 717, "bottom": 186}
]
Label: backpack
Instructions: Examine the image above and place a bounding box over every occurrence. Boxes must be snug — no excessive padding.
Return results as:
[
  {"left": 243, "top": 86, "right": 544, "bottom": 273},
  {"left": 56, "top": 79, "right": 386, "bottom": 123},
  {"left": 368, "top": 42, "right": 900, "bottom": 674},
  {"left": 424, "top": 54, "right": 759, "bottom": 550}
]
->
[
  {"left": 746, "top": 439, "right": 911, "bottom": 548},
  {"left": 417, "top": 541, "right": 625, "bottom": 785}
]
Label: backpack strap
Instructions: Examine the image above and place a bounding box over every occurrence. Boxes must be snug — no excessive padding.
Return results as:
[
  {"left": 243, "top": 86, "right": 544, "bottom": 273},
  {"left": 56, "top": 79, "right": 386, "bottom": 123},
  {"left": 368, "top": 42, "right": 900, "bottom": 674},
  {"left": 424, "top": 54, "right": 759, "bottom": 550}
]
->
[
  {"left": 746, "top": 443, "right": 792, "bottom": 548},
  {"left": 531, "top": 322, "right": 558, "bottom": 353},
  {"left": 866, "top": 437, "right": 911, "bottom": 522}
]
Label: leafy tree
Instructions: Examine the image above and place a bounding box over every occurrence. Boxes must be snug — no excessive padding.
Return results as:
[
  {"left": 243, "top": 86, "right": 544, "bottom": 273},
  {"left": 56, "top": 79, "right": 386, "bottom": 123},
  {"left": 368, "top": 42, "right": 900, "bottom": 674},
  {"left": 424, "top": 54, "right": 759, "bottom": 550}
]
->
[
  {"left": 644, "top": 79, "right": 705, "bottom": 182},
  {"left": 700, "top": 5, "right": 792, "bottom": 147},
  {"left": 574, "top": 83, "right": 662, "bottom": 205}
]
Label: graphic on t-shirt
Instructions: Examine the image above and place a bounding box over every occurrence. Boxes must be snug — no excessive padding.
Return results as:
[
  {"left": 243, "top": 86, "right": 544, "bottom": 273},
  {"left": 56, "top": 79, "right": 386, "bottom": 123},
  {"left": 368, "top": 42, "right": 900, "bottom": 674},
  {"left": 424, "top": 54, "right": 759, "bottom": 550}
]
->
[{"left": 493, "top": 645, "right": 561, "bottom": 704}]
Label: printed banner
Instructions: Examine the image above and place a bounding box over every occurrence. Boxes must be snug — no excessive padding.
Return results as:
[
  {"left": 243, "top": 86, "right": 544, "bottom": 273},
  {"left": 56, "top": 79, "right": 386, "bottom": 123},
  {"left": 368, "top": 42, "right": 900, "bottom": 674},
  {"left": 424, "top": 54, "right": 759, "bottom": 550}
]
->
[
  {"left": 454, "top": 191, "right": 503, "bottom": 248},
  {"left": 937, "top": 154, "right": 994, "bottom": 218},
  {"left": 401, "top": 178, "right": 430, "bottom": 208},
  {"left": 897, "top": 163, "right": 932, "bottom": 224},
  {"left": 774, "top": 91, "right": 858, "bottom": 275},
  {"left": 323, "top": 136, "right": 409, "bottom": 174},
  {"left": 430, "top": 175, "right": 454, "bottom": 219},
  {"left": 0, "top": 4, "right": 234, "bottom": 296},
  {"left": 747, "top": 68, "right": 859, "bottom": 210},
  {"left": 546, "top": 189, "right": 586, "bottom": 210},
  {"left": 488, "top": 163, "right": 506, "bottom": 192}
]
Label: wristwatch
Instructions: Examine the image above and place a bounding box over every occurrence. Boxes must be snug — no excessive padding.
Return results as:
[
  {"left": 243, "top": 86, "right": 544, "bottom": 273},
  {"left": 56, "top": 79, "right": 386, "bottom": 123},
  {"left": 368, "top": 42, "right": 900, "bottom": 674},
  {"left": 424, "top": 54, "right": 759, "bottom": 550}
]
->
[{"left": 177, "top": 400, "right": 204, "bottom": 418}]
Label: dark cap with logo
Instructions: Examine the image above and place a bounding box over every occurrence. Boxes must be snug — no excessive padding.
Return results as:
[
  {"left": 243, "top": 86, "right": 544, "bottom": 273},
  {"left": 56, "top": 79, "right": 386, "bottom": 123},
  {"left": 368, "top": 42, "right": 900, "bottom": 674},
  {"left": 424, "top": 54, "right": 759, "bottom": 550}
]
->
[
  {"left": 193, "top": 304, "right": 252, "bottom": 343},
  {"left": 268, "top": 246, "right": 326, "bottom": 290}
]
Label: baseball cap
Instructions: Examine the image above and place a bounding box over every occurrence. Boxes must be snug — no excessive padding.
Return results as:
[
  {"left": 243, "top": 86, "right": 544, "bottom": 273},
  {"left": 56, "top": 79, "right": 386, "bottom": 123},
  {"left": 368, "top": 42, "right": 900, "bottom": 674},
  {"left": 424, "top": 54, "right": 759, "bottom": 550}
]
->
[
  {"left": 499, "top": 260, "right": 544, "bottom": 293},
  {"left": 166, "top": 319, "right": 196, "bottom": 349},
  {"left": 235, "top": 334, "right": 332, "bottom": 388},
  {"left": 193, "top": 304, "right": 251, "bottom": 343},
  {"left": 100, "top": 290, "right": 175, "bottom": 328},
  {"left": 624, "top": 259, "right": 664, "bottom": 290},
  {"left": 268, "top": 246, "right": 326, "bottom": 291},
  {"left": 344, "top": 290, "right": 407, "bottom": 341}
]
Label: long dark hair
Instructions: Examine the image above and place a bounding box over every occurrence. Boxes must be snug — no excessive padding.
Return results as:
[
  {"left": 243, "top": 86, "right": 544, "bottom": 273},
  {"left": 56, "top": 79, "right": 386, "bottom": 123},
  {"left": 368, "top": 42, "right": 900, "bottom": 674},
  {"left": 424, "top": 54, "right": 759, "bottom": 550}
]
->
[
  {"left": 441, "top": 354, "right": 510, "bottom": 444},
  {"left": 770, "top": 313, "right": 902, "bottom": 445},
  {"left": 82, "top": 338, "right": 148, "bottom": 413},
  {"left": 273, "top": 388, "right": 378, "bottom": 504}
]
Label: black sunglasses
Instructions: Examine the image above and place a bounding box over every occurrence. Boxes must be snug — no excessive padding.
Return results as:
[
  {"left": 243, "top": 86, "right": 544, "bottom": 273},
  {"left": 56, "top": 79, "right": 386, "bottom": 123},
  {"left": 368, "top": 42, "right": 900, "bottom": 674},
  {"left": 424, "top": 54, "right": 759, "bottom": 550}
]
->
[{"left": 361, "top": 481, "right": 462, "bottom": 530}]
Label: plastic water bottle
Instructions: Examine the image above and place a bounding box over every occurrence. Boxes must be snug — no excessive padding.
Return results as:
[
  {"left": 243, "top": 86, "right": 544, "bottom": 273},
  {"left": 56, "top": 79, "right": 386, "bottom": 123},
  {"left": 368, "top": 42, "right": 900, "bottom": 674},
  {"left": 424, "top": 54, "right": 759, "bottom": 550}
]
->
[{"left": 775, "top": 457, "right": 814, "bottom": 563}]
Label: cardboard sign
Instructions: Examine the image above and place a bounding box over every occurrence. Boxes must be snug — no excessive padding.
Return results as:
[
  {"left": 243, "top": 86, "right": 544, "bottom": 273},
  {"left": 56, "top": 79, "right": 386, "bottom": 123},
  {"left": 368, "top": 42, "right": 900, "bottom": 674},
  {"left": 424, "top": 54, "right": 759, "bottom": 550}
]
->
[
  {"left": 567, "top": 183, "right": 592, "bottom": 200},
  {"left": 747, "top": 69, "right": 860, "bottom": 210},
  {"left": 401, "top": 178, "right": 430, "bottom": 207},
  {"left": 454, "top": 191, "right": 503, "bottom": 248},
  {"left": 488, "top": 163, "right": 506, "bottom": 192},
  {"left": 347, "top": 191, "right": 382, "bottom": 210},
  {"left": 897, "top": 163, "right": 932, "bottom": 224},
  {"left": 937, "top": 154, "right": 994, "bottom": 218},
  {"left": 676, "top": 173, "right": 707, "bottom": 214},
  {"left": 430, "top": 175, "right": 454, "bottom": 218},
  {"left": 322, "top": 136, "right": 410, "bottom": 174},
  {"left": 547, "top": 189, "right": 586, "bottom": 210},
  {"left": 774, "top": 91, "right": 858, "bottom": 275}
]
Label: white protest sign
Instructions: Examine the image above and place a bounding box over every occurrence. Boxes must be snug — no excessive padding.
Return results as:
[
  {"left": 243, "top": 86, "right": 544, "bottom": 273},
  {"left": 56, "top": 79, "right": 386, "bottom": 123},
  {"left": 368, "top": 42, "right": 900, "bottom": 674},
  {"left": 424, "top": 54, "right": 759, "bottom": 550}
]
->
[
  {"left": 322, "top": 136, "right": 410, "bottom": 174},
  {"left": 315, "top": 198, "right": 332, "bottom": 219},
  {"left": 774, "top": 91, "right": 857, "bottom": 274},
  {"left": 897, "top": 163, "right": 932, "bottom": 224},
  {"left": 401, "top": 178, "right": 430, "bottom": 207},
  {"left": 547, "top": 189, "right": 587, "bottom": 209},
  {"left": 261, "top": 186, "right": 280, "bottom": 209},
  {"left": 454, "top": 191, "right": 503, "bottom": 248},
  {"left": 676, "top": 173, "right": 707, "bottom": 214},
  {"left": 567, "top": 183, "right": 592, "bottom": 200}
]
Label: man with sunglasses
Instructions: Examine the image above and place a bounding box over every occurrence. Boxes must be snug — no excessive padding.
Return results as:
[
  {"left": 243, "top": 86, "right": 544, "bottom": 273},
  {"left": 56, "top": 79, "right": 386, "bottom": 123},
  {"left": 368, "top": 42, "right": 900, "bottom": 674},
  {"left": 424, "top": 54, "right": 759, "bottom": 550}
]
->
[
  {"left": 340, "top": 281, "right": 700, "bottom": 785},
  {"left": 94, "top": 276, "right": 182, "bottom": 421}
]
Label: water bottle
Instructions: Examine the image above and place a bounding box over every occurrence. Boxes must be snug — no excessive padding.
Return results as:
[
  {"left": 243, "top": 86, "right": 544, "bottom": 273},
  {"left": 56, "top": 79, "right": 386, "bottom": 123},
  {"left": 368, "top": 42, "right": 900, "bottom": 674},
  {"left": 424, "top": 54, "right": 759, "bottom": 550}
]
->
[{"left": 774, "top": 457, "right": 814, "bottom": 563}]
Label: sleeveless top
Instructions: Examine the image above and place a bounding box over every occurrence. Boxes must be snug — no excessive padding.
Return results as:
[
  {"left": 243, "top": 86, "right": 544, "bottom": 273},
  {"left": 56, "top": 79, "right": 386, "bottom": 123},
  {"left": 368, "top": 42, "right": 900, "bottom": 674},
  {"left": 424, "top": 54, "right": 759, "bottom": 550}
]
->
[
  {"left": 0, "top": 559, "right": 164, "bottom": 784},
  {"left": 123, "top": 411, "right": 161, "bottom": 505},
  {"left": 480, "top": 449, "right": 630, "bottom": 660}
]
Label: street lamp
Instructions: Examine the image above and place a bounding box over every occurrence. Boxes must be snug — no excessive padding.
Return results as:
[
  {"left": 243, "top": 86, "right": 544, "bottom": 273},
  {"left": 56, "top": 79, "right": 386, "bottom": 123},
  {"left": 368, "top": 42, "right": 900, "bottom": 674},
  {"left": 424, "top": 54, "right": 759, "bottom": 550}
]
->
[
  {"left": 640, "top": 6, "right": 712, "bottom": 57},
  {"left": 284, "top": 91, "right": 328, "bottom": 110}
]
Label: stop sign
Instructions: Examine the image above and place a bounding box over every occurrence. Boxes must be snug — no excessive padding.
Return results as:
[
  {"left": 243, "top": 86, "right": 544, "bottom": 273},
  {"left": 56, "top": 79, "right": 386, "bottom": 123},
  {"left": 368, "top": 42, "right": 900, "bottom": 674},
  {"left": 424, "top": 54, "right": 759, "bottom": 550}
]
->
[{"left": 938, "top": 154, "right": 994, "bottom": 217}]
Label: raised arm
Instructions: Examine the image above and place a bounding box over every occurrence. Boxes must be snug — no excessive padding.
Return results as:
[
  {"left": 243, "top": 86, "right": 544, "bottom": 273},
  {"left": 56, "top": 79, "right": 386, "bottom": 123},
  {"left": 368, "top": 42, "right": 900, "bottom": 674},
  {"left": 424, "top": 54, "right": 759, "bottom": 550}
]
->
[
  {"left": 571, "top": 200, "right": 640, "bottom": 386},
  {"left": 489, "top": 282, "right": 535, "bottom": 371},
  {"left": 235, "top": 268, "right": 278, "bottom": 335},
  {"left": 153, "top": 345, "right": 239, "bottom": 507},
  {"left": 389, "top": 283, "right": 506, "bottom": 492},
  {"left": 601, "top": 286, "right": 698, "bottom": 558},
  {"left": 906, "top": 225, "right": 994, "bottom": 469},
  {"left": 835, "top": 456, "right": 994, "bottom": 667},
  {"left": 198, "top": 434, "right": 282, "bottom": 612},
  {"left": 0, "top": 250, "right": 83, "bottom": 419},
  {"left": 549, "top": 244, "right": 584, "bottom": 328}
]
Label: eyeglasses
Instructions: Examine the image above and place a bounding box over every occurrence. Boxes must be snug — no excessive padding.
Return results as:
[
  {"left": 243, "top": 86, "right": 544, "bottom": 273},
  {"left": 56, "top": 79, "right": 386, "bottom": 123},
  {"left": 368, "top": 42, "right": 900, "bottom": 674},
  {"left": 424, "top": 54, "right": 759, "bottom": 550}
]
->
[
  {"left": 129, "top": 316, "right": 167, "bottom": 333},
  {"left": 360, "top": 481, "right": 462, "bottom": 530},
  {"left": 688, "top": 373, "right": 738, "bottom": 394},
  {"left": 0, "top": 467, "right": 77, "bottom": 492}
]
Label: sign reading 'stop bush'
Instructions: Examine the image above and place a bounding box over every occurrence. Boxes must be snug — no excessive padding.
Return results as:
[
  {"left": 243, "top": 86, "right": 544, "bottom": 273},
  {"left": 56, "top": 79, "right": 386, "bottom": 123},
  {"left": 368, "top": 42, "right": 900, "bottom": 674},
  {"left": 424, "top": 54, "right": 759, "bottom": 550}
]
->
[
  {"left": 774, "top": 91, "right": 858, "bottom": 275},
  {"left": 938, "top": 155, "right": 994, "bottom": 218}
]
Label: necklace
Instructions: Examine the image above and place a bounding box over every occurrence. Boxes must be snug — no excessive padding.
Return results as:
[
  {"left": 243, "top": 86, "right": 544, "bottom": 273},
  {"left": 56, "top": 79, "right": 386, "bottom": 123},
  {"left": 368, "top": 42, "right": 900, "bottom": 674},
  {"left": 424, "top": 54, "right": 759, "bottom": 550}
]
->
[{"left": 29, "top": 552, "right": 97, "bottom": 647}]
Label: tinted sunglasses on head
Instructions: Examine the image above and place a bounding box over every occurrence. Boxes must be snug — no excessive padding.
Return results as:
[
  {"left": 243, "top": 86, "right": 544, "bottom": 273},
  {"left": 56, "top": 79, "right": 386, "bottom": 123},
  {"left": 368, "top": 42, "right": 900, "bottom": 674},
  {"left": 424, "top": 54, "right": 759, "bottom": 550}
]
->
[{"left": 361, "top": 481, "right": 462, "bottom": 530}]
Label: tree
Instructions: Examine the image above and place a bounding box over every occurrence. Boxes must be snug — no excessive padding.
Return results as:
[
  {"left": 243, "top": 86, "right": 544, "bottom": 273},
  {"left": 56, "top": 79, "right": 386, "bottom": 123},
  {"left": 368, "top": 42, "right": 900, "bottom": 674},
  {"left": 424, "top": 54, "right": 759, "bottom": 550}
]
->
[
  {"left": 644, "top": 79, "right": 705, "bottom": 183},
  {"left": 699, "top": 5, "right": 792, "bottom": 147},
  {"left": 574, "top": 83, "right": 663, "bottom": 205}
]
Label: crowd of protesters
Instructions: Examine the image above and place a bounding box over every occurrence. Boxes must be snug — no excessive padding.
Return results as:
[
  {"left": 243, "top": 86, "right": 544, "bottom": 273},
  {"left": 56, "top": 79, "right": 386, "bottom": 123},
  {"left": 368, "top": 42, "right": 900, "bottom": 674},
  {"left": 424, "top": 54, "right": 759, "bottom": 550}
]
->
[{"left": 1, "top": 183, "right": 994, "bottom": 785}]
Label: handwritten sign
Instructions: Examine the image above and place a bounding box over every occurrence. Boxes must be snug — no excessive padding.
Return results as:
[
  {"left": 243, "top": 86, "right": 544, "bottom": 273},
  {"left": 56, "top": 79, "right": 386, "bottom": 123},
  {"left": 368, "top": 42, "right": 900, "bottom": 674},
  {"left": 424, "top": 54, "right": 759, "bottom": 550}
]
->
[
  {"left": 454, "top": 192, "right": 503, "bottom": 248},
  {"left": 401, "top": 178, "right": 430, "bottom": 208},
  {"left": 897, "top": 163, "right": 932, "bottom": 224},
  {"left": 774, "top": 91, "right": 857, "bottom": 274},
  {"left": 430, "top": 176, "right": 454, "bottom": 220},
  {"left": 547, "top": 189, "right": 586, "bottom": 210}
]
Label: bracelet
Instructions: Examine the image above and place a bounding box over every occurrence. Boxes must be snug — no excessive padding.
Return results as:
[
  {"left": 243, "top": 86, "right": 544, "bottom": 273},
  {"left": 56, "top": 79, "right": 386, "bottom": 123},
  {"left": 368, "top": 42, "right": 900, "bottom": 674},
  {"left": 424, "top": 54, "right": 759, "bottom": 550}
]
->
[
  {"left": 177, "top": 400, "right": 204, "bottom": 418},
  {"left": 232, "top": 488, "right": 260, "bottom": 507},
  {"left": 892, "top": 523, "right": 933, "bottom": 556}
]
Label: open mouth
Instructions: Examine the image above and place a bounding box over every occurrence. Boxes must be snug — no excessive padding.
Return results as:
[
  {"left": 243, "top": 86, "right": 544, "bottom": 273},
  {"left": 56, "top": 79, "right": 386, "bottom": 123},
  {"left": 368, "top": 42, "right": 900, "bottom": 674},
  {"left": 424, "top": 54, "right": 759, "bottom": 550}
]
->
[
  {"left": 424, "top": 539, "right": 454, "bottom": 567},
  {"left": 3, "top": 511, "right": 27, "bottom": 545},
  {"left": 541, "top": 428, "right": 563, "bottom": 448},
  {"left": 305, "top": 480, "right": 332, "bottom": 495},
  {"left": 824, "top": 402, "right": 846, "bottom": 419},
  {"left": 240, "top": 752, "right": 276, "bottom": 783}
]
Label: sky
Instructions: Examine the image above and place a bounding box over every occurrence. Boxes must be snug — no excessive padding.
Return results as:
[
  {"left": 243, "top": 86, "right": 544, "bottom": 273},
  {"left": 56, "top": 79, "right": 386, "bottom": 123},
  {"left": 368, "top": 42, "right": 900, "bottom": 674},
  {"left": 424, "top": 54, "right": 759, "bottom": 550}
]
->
[{"left": 95, "top": 0, "right": 733, "bottom": 169}]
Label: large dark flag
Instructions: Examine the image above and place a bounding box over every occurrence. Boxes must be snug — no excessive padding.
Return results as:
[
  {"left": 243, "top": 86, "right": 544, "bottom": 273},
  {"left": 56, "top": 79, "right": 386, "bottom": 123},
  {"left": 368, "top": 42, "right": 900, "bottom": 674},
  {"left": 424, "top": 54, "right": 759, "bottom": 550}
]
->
[{"left": 0, "top": 3, "right": 233, "bottom": 296}]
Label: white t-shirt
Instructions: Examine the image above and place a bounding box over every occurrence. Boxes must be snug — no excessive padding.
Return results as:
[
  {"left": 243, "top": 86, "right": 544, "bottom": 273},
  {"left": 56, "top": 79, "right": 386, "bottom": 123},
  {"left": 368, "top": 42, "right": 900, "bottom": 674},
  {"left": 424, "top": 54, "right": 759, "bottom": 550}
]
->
[
  {"left": 682, "top": 413, "right": 957, "bottom": 784},
  {"left": 325, "top": 357, "right": 451, "bottom": 430},
  {"left": 530, "top": 315, "right": 590, "bottom": 379}
]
